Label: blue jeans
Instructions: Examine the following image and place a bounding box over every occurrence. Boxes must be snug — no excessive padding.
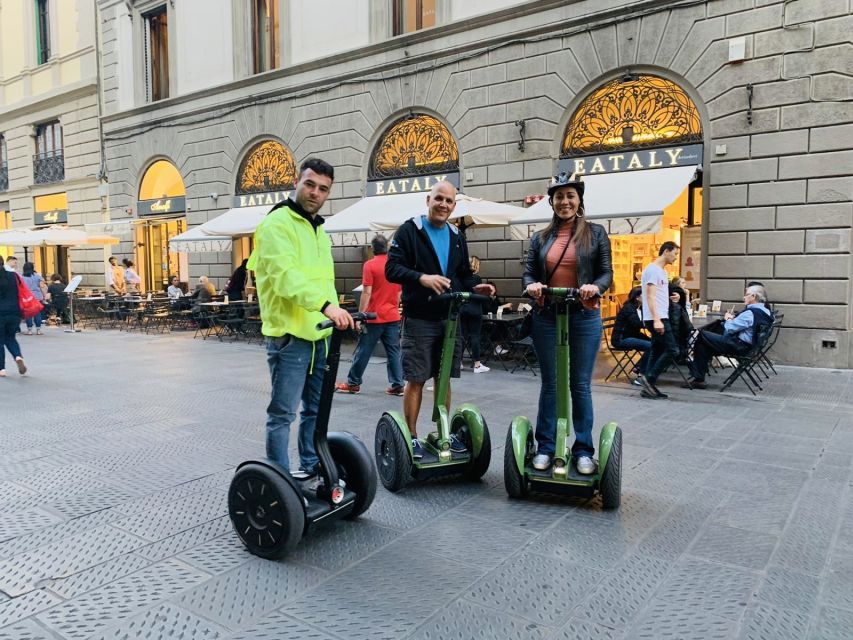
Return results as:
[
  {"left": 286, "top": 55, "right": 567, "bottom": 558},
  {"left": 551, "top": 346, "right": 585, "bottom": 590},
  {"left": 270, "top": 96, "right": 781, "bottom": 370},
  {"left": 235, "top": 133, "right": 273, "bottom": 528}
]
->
[
  {"left": 25, "top": 311, "right": 43, "bottom": 329},
  {"left": 265, "top": 335, "right": 326, "bottom": 472},
  {"left": 614, "top": 337, "right": 651, "bottom": 374},
  {"left": 531, "top": 307, "right": 602, "bottom": 459},
  {"left": 1, "top": 314, "right": 23, "bottom": 370},
  {"left": 347, "top": 321, "right": 403, "bottom": 388}
]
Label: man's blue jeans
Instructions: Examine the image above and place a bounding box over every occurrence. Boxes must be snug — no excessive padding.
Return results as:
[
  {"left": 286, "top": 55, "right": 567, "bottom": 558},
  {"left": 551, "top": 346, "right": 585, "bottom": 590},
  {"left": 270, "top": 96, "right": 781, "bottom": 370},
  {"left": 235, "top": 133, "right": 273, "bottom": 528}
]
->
[
  {"left": 531, "top": 307, "right": 602, "bottom": 459},
  {"left": 645, "top": 319, "right": 679, "bottom": 384},
  {"left": 265, "top": 334, "right": 326, "bottom": 472},
  {"left": 347, "top": 321, "right": 404, "bottom": 388}
]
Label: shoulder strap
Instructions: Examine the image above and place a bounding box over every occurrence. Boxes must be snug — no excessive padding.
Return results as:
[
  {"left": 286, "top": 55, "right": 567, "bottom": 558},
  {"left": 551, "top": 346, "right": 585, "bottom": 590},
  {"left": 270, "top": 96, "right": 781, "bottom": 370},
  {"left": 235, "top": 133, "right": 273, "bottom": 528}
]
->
[{"left": 544, "top": 233, "right": 572, "bottom": 285}]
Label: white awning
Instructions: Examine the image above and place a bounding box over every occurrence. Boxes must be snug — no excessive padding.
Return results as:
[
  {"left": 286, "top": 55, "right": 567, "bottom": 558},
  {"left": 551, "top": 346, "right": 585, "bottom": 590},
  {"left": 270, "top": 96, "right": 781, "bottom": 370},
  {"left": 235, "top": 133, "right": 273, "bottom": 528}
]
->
[
  {"left": 510, "top": 165, "right": 700, "bottom": 239},
  {"left": 198, "top": 205, "right": 271, "bottom": 237},
  {"left": 324, "top": 192, "right": 525, "bottom": 233},
  {"left": 169, "top": 226, "right": 232, "bottom": 253}
]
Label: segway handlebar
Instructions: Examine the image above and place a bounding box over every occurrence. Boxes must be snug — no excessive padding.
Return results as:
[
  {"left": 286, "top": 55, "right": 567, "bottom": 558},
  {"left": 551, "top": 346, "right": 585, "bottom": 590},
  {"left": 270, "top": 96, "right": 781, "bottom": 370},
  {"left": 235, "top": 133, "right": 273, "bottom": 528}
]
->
[
  {"left": 522, "top": 287, "right": 601, "bottom": 301},
  {"left": 316, "top": 311, "right": 376, "bottom": 331},
  {"left": 428, "top": 291, "right": 494, "bottom": 305}
]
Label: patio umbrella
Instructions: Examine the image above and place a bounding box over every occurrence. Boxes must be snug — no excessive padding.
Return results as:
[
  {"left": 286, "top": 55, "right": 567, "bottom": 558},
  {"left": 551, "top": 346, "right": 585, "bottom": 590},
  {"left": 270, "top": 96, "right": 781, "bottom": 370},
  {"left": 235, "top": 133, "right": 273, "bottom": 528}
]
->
[
  {"left": 198, "top": 205, "right": 270, "bottom": 237},
  {"left": 169, "top": 226, "right": 233, "bottom": 253},
  {"left": 324, "top": 192, "right": 525, "bottom": 233},
  {"left": 0, "top": 225, "right": 119, "bottom": 247}
]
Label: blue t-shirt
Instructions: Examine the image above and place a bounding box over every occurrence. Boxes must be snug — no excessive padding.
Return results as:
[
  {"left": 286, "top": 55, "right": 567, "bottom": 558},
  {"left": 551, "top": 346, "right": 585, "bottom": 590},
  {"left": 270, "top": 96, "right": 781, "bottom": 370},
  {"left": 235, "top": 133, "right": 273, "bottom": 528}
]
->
[{"left": 422, "top": 215, "right": 450, "bottom": 276}]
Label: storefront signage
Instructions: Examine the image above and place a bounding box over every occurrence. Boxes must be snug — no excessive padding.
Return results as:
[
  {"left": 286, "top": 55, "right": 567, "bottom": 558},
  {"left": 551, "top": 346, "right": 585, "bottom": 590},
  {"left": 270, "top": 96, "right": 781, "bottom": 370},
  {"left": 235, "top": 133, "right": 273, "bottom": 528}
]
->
[
  {"left": 328, "top": 231, "right": 375, "bottom": 247},
  {"left": 367, "top": 172, "right": 460, "bottom": 197},
  {"left": 559, "top": 144, "right": 703, "bottom": 176},
  {"left": 234, "top": 190, "right": 292, "bottom": 208},
  {"left": 34, "top": 209, "right": 68, "bottom": 225},
  {"left": 137, "top": 196, "right": 186, "bottom": 216}
]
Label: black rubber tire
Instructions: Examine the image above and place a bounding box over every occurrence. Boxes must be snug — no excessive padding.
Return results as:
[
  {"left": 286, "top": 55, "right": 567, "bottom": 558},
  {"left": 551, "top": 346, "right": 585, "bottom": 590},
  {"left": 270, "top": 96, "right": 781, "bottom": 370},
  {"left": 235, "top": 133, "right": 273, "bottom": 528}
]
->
[
  {"left": 374, "top": 414, "right": 412, "bottom": 493},
  {"left": 454, "top": 415, "right": 491, "bottom": 481},
  {"left": 228, "top": 463, "right": 304, "bottom": 559},
  {"left": 600, "top": 427, "right": 622, "bottom": 510},
  {"left": 503, "top": 427, "right": 529, "bottom": 499},
  {"left": 328, "top": 431, "right": 378, "bottom": 518}
]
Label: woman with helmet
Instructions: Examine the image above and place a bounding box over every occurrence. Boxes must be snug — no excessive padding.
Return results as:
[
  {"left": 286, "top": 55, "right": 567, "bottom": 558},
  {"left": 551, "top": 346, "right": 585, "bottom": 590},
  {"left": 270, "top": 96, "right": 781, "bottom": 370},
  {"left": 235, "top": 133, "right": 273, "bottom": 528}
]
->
[{"left": 522, "top": 173, "right": 613, "bottom": 474}]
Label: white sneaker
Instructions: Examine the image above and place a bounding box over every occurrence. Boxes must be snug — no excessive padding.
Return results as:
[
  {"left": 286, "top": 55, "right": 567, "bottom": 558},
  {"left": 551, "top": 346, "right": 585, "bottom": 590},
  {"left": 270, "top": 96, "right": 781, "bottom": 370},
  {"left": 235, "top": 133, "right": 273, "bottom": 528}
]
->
[
  {"left": 532, "top": 454, "right": 551, "bottom": 470},
  {"left": 473, "top": 364, "right": 490, "bottom": 373},
  {"left": 576, "top": 456, "right": 595, "bottom": 475}
]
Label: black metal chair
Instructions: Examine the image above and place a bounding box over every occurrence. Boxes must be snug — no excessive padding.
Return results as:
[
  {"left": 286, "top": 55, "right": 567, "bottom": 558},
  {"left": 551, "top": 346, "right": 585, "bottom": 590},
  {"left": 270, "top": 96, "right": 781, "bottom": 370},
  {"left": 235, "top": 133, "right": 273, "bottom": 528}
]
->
[
  {"left": 719, "top": 320, "right": 776, "bottom": 395},
  {"left": 602, "top": 316, "right": 643, "bottom": 383}
]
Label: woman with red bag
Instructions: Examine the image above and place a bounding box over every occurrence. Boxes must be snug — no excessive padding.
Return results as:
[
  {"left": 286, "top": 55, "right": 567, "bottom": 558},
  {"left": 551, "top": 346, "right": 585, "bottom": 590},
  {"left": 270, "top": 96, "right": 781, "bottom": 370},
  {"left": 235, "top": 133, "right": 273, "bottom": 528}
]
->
[{"left": 0, "top": 256, "right": 27, "bottom": 376}]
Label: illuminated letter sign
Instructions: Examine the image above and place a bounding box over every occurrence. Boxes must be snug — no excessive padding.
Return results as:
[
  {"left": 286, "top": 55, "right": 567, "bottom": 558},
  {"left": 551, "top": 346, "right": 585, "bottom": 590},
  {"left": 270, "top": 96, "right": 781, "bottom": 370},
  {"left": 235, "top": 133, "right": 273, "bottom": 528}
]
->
[
  {"left": 366, "top": 172, "right": 460, "bottom": 197},
  {"left": 558, "top": 145, "right": 703, "bottom": 176}
]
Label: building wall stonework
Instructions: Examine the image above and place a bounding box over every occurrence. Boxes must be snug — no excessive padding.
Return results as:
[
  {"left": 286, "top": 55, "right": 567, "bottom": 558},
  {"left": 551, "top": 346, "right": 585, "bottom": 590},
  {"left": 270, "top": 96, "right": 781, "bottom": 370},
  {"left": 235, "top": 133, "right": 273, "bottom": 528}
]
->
[{"left": 98, "top": 0, "right": 853, "bottom": 367}]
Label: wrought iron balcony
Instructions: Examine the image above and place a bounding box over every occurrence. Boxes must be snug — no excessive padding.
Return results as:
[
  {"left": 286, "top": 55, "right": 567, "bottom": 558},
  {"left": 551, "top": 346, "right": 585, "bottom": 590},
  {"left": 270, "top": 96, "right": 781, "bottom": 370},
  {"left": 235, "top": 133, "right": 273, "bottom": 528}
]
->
[
  {"left": 33, "top": 151, "right": 64, "bottom": 185},
  {"left": 0, "top": 162, "right": 7, "bottom": 192}
]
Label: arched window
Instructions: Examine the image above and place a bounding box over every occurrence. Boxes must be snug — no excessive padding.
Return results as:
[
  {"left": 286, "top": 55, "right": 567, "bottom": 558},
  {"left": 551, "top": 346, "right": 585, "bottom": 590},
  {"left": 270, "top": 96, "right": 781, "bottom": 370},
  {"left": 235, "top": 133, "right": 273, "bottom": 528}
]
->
[
  {"left": 369, "top": 114, "right": 458, "bottom": 180},
  {"left": 139, "top": 160, "right": 185, "bottom": 200},
  {"left": 562, "top": 75, "right": 702, "bottom": 157},
  {"left": 236, "top": 141, "right": 296, "bottom": 195}
]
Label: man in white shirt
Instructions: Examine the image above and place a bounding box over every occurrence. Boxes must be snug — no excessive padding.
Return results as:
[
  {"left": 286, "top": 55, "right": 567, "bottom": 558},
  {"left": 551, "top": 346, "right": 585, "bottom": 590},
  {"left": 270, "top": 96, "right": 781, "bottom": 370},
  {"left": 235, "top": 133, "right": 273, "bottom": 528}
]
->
[
  {"left": 4, "top": 256, "right": 17, "bottom": 272},
  {"left": 638, "top": 241, "right": 679, "bottom": 399}
]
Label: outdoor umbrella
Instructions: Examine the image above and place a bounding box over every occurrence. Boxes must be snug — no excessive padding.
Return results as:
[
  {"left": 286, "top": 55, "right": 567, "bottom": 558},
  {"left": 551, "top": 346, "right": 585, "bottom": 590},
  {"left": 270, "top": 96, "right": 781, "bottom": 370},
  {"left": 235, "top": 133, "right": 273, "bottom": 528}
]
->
[
  {"left": 0, "top": 225, "right": 119, "bottom": 247},
  {"left": 169, "top": 226, "right": 233, "bottom": 253}
]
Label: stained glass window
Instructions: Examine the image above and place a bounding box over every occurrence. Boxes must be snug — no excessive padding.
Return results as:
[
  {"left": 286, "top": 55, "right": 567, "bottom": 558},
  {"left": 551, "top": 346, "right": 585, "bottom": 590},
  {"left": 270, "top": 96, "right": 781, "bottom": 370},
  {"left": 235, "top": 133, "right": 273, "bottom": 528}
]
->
[
  {"left": 236, "top": 141, "right": 297, "bottom": 195},
  {"left": 562, "top": 75, "right": 702, "bottom": 157},
  {"left": 369, "top": 114, "right": 458, "bottom": 180}
]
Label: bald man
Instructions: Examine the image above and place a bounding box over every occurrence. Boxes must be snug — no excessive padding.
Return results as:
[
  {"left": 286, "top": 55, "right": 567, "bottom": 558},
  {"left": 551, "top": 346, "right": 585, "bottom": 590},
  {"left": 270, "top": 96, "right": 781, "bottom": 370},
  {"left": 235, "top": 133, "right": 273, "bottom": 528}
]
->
[{"left": 386, "top": 181, "right": 495, "bottom": 459}]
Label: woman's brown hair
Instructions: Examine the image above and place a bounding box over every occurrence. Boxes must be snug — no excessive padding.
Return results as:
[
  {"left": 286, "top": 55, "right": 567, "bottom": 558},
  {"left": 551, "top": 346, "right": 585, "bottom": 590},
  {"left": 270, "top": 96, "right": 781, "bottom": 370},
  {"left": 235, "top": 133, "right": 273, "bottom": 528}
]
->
[{"left": 537, "top": 187, "right": 593, "bottom": 249}]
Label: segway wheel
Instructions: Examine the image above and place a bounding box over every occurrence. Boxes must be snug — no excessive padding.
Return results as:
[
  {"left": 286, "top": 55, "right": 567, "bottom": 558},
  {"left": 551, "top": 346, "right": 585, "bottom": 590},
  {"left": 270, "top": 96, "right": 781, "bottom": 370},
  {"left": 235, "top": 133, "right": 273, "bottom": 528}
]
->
[
  {"left": 228, "top": 463, "right": 305, "bottom": 559},
  {"left": 453, "top": 415, "right": 491, "bottom": 481},
  {"left": 328, "top": 431, "right": 378, "bottom": 518},
  {"left": 599, "top": 427, "right": 622, "bottom": 510},
  {"left": 503, "top": 427, "right": 529, "bottom": 499},
  {"left": 374, "top": 414, "right": 412, "bottom": 492}
]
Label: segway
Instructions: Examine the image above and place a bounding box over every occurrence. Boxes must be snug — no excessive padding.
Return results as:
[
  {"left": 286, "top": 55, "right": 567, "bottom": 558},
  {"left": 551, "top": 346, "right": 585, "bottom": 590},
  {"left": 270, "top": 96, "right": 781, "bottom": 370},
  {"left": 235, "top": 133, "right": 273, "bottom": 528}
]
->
[
  {"left": 375, "top": 291, "right": 493, "bottom": 492},
  {"left": 504, "top": 287, "right": 622, "bottom": 509},
  {"left": 228, "top": 312, "right": 378, "bottom": 558}
]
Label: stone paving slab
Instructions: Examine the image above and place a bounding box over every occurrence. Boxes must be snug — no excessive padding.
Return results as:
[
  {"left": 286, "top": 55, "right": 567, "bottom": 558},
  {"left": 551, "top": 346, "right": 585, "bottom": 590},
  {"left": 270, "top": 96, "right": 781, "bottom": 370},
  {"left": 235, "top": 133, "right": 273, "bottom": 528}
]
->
[{"left": 0, "top": 327, "right": 851, "bottom": 639}]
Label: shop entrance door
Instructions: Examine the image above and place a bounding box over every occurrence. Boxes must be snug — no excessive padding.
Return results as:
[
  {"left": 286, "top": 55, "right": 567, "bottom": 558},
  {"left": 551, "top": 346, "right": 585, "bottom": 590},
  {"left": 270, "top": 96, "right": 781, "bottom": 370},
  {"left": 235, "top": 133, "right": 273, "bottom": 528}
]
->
[
  {"left": 135, "top": 218, "right": 186, "bottom": 293},
  {"left": 34, "top": 246, "right": 69, "bottom": 282}
]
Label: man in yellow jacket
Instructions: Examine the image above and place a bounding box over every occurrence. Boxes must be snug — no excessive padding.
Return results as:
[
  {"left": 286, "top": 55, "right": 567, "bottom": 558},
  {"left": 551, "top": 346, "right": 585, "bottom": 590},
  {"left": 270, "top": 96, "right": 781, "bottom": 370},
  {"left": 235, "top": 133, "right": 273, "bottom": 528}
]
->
[{"left": 248, "top": 158, "right": 353, "bottom": 478}]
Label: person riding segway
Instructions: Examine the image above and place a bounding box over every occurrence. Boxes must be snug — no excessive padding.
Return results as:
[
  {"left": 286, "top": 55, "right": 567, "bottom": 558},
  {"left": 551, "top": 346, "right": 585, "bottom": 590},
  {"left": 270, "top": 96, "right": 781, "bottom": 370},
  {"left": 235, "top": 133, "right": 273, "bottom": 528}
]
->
[{"left": 505, "top": 173, "right": 622, "bottom": 507}]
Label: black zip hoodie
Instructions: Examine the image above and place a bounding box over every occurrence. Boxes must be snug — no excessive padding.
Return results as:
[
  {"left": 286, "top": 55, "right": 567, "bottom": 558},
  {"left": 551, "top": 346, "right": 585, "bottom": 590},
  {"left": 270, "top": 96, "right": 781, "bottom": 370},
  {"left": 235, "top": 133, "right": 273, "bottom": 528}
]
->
[{"left": 386, "top": 215, "right": 478, "bottom": 321}]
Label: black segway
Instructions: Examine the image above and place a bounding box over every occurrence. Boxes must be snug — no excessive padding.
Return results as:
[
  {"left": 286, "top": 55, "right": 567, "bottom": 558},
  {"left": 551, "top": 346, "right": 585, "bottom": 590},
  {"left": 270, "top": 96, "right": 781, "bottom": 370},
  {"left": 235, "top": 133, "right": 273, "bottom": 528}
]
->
[{"left": 228, "top": 312, "right": 378, "bottom": 559}]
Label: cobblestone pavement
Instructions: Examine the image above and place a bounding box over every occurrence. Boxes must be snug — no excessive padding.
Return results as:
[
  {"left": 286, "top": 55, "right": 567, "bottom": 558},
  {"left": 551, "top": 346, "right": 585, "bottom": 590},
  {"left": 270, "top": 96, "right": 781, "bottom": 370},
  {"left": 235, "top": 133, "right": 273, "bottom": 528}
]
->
[{"left": 1, "top": 326, "right": 852, "bottom": 639}]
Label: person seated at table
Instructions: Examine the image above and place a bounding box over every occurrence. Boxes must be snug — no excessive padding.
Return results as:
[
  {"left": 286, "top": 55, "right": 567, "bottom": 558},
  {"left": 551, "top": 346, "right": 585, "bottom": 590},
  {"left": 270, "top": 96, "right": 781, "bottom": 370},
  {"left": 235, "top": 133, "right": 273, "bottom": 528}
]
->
[
  {"left": 686, "top": 284, "right": 772, "bottom": 389},
  {"left": 459, "top": 256, "right": 490, "bottom": 374},
  {"left": 190, "top": 276, "right": 217, "bottom": 325},
  {"left": 668, "top": 283, "right": 693, "bottom": 365},
  {"left": 46, "top": 274, "right": 68, "bottom": 323},
  {"left": 167, "top": 275, "right": 183, "bottom": 300},
  {"left": 611, "top": 286, "right": 650, "bottom": 383}
]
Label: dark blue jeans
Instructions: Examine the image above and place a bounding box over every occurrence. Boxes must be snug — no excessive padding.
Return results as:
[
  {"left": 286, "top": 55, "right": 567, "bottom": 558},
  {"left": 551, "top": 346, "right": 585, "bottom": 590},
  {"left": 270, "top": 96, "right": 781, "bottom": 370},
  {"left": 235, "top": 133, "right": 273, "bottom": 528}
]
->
[
  {"left": 1, "top": 314, "right": 23, "bottom": 370},
  {"left": 614, "top": 337, "right": 651, "bottom": 374},
  {"left": 531, "top": 307, "right": 602, "bottom": 459},
  {"left": 645, "top": 319, "right": 679, "bottom": 384},
  {"left": 265, "top": 335, "right": 326, "bottom": 472},
  {"left": 347, "top": 321, "right": 403, "bottom": 388},
  {"left": 25, "top": 311, "right": 43, "bottom": 329}
]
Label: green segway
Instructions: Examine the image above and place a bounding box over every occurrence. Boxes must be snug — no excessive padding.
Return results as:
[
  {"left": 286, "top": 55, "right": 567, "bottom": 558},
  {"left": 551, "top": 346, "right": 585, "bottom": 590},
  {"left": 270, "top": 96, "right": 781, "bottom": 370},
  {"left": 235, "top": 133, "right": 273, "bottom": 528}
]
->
[
  {"left": 375, "top": 291, "right": 493, "bottom": 492},
  {"left": 504, "top": 287, "right": 622, "bottom": 509}
]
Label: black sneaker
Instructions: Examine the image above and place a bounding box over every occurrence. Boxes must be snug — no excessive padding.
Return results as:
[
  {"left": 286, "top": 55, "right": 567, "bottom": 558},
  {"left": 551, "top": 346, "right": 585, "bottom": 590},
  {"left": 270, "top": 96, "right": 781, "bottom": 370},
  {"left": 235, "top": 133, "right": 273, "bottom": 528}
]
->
[
  {"left": 411, "top": 438, "right": 424, "bottom": 460},
  {"left": 449, "top": 433, "right": 467, "bottom": 453},
  {"left": 645, "top": 376, "right": 668, "bottom": 399},
  {"left": 637, "top": 374, "right": 656, "bottom": 396},
  {"left": 640, "top": 389, "right": 659, "bottom": 399}
]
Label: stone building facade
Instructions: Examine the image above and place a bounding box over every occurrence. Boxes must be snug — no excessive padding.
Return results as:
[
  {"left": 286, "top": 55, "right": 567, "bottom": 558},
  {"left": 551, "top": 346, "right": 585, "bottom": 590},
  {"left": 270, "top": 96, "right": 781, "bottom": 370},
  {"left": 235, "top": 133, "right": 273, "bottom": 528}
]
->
[
  {"left": 0, "top": 0, "right": 106, "bottom": 283},
  {"left": 96, "top": 0, "right": 852, "bottom": 367}
]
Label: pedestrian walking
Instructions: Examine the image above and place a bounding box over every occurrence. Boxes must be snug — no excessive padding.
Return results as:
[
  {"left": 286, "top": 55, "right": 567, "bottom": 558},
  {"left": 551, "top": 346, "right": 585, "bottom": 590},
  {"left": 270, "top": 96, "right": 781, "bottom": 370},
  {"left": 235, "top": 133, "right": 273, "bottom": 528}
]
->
[
  {"left": 0, "top": 257, "right": 27, "bottom": 377},
  {"left": 637, "top": 241, "right": 680, "bottom": 399},
  {"left": 335, "top": 234, "right": 405, "bottom": 396},
  {"left": 20, "top": 262, "right": 47, "bottom": 335}
]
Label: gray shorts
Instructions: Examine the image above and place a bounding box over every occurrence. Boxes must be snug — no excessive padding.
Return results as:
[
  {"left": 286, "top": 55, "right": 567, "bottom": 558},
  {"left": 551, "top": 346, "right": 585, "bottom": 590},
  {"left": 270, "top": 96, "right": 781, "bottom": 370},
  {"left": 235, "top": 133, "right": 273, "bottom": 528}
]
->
[{"left": 401, "top": 317, "right": 463, "bottom": 383}]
